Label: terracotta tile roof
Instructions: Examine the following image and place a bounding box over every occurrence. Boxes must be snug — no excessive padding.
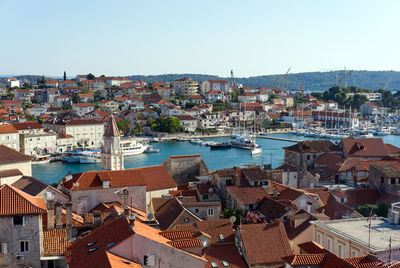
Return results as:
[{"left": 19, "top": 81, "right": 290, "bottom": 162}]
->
[
  {"left": 284, "top": 140, "right": 338, "bottom": 153},
  {"left": 168, "top": 238, "right": 202, "bottom": 248},
  {"left": 92, "top": 202, "right": 147, "bottom": 223},
  {"left": 61, "top": 165, "right": 176, "bottom": 192},
  {"left": 376, "top": 192, "right": 400, "bottom": 204},
  {"left": 385, "top": 143, "right": 400, "bottom": 154},
  {"left": 342, "top": 138, "right": 389, "bottom": 158},
  {"left": 12, "top": 121, "right": 42, "bottom": 130},
  {"left": 0, "top": 184, "right": 47, "bottom": 215},
  {"left": 278, "top": 187, "right": 304, "bottom": 201},
  {"left": 73, "top": 103, "right": 94, "bottom": 107},
  {"left": 176, "top": 115, "right": 196, "bottom": 121},
  {"left": 284, "top": 210, "right": 317, "bottom": 240},
  {"left": 204, "top": 244, "right": 248, "bottom": 268},
  {"left": 57, "top": 132, "right": 73, "bottom": 139},
  {"left": 238, "top": 221, "right": 291, "bottom": 265},
  {"left": 282, "top": 254, "right": 326, "bottom": 265},
  {"left": 159, "top": 229, "right": 196, "bottom": 240},
  {"left": 196, "top": 184, "right": 218, "bottom": 195},
  {"left": 256, "top": 197, "right": 288, "bottom": 220},
  {"left": 11, "top": 176, "right": 49, "bottom": 196},
  {"left": 196, "top": 219, "right": 234, "bottom": 244},
  {"left": 227, "top": 186, "right": 269, "bottom": 205},
  {"left": 314, "top": 153, "right": 345, "bottom": 172},
  {"left": 317, "top": 195, "right": 358, "bottom": 219},
  {"left": 241, "top": 167, "right": 271, "bottom": 182},
  {"left": 316, "top": 191, "right": 331, "bottom": 206},
  {"left": 370, "top": 163, "right": 400, "bottom": 178},
  {"left": 0, "top": 168, "right": 23, "bottom": 177},
  {"left": 344, "top": 255, "right": 384, "bottom": 267},
  {"left": 77, "top": 93, "right": 94, "bottom": 98},
  {"left": 297, "top": 241, "right": 329, "bottom": 254},
  {"left": 331, "top": 189, "right": 381, "bottom": 207},
  {"left": 105, "top": 252, "right": 142, "bottom": 267},
  {"left": 43, "top": 229, "right": 68, "bottom": 256},
  {"left": 0, "top": 124, "right": 18, "bottom": 134},
  {"left": 65, "top": 217, "right": 136, "bottom": 268}
]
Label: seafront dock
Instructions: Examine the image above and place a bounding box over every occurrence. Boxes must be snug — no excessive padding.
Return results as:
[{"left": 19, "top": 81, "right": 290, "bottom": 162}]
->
[{"left": 256, "top": 134, "right": 300, "bottom": 142}]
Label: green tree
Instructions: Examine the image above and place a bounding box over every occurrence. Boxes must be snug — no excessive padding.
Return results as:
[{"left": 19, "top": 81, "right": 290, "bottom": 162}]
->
[
  {"left": 87, "top": 73, "right": 95, "bottom": 80},
  {"left": 355, "top": 203, "right": 390, "bottom": 217},
  {"left": 116, "top": 119, "right": 131, "bottom": 135},
  {"left": 352, "top": 94, "right": 368, "bottom": 107},
  {"left": 268, "top": 93, "right": 277, "bottom": 103},
  {"left": 151, "top": 116, "right": 182, "bottom": 133},
  {"left": 22, "top": 82, "right": 32, "bottom": 89},
  {"left": 133, "top": 122, "right": 143, "bottom": 135},
  {"left": 221, "top": 208, "right": 243, "bottom": 225},
  {"left": 71, "top": 94, "right": 79, "bottom": 103},
  {"left": 230, "top": 91, "right": 238, "bottom": 102}
]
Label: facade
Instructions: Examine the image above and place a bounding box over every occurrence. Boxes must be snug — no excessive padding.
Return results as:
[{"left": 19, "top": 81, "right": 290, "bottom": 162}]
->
[
  {"left": 72, "top": 103, "right": 94, "bottom": 116},
  {"left": 369, "top": 163, "right": 400, "bottom": 195},
  {"left": 312, "top": 110, "right": 359, "bottom": 129},
  {"left": 238, "top": 93, "right": 257, "bottom": 103},
  {"left": 2, "top": 100, "right": 22, "bottom": 113},
  {"left": 312, "top": 217, "right": 400, "bottom": 260},
  {"left": 0, "top": 145, "right": 33, "bottom": 183},
  {"left": 176, "top": 115, "right": 198, "bottom": 132},
  {"left": 200, "top": 80, "right": 229, "bottom": 93},
  {"left": 173, "top": 77, "right": 198, "bottom": 96},
  {"left": 101, "top": 115, "right": 124, "bottom": 171},
  {"left": 0, "top": 184, "right": 47, "bottom": 268},
  {"left": 43, "top": 118, "right": 104, "bottom": 148},
  {"left": 0, "top": 124, "right": 19, "bottom": 151}
]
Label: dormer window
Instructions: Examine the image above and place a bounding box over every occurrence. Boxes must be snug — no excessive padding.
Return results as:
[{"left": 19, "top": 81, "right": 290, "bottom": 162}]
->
[{"left": 102, "top": 181, "right": 110, "bottom": 188}]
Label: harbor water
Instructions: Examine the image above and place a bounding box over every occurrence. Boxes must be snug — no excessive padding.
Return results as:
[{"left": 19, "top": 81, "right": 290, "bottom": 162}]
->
[{"left": 33, "top": 134, "right": 400, "bottom": 185}]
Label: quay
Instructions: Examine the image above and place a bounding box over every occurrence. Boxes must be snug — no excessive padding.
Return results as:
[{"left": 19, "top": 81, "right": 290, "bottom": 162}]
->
[{"left": 256, "top": 134, "right": 300, "bottom": 142}]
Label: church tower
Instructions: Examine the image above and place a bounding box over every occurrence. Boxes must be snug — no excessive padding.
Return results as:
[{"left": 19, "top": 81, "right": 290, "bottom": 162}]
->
[{"left": 101, "top": 115, "right": 124, "bottom": 171}]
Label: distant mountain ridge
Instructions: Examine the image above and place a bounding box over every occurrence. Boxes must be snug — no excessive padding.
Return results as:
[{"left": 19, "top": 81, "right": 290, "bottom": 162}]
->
[{"left": 4, "top": 70, "right": 400, "bottom": 91}]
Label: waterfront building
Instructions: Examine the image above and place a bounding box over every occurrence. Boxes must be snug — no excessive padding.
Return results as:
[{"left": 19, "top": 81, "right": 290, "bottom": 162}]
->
[
  {"left": 43, "top": 118, "right": 104, "bottom": 148},
  {"left": 173, "top": 77, "right": 198, "bottom": 96},
  {"left": 176, "top": 115, "right": 198, "bottom": 132},
  {"left": 311, "top": 110, "right": 359, "bottom": 129},
  {"left": 0, "top": 124, "right": 19, "bottom": 151},
  {"left": 13, "top": 121, "right": 57, "bottom": 155},
  {"left": 312, "top": 216, "right": 400, "bottom": 261}
]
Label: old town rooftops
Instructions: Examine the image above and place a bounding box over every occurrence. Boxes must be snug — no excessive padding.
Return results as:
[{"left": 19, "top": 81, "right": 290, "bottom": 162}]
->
[
  {"left": 61, "top": 165, "right": 177, "bottom": 192},
  {"left": 0, "top": 184, "right": 47, "bottom": 215},
  {"left": 0, "top": 145, "right": 32, "bottom": 164},
  {"left": 284, "top": 140, "right": 339, "bottom": 153}
]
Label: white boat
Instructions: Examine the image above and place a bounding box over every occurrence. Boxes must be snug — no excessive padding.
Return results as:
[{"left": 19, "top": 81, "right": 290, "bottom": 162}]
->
[
  {"left": 231, "top": 134, "right": 256, "bottom": 149},
  {"left": 190, "top": 138, "right": 203, "bottom": 145},
  {"left": 150, "top": 137, "right": 160, "bottom": 143},
  {"left": 375, "top": 127, "right": 390, "bottom": 136},
  {"left": 32, "top": 155, "right": 51, "bottom": 165},
  {"left": 251, "top": 146, "right": 263, "bottom": 155},
  {"left": 80, "top": 155, "right": 101, "bottom": 164},
  {"left": 120, "top": 139, "right": 149, "bottom": 156},
  {"left": 61, "top": 150, "right": 92, "bottom": 163},
  {"left": 145, "top": 146, "right": 160, "bottom": 153}
]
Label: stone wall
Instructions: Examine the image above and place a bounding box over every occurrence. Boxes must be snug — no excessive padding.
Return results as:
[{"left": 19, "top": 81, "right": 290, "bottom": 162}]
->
[{"left": 162, "top": 155, "right": 209, "bottom": 185}]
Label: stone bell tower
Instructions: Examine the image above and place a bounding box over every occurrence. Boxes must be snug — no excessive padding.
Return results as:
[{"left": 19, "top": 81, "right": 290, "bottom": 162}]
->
[{"left": 101, "top": 115, "right": 124, "bottom": 171}]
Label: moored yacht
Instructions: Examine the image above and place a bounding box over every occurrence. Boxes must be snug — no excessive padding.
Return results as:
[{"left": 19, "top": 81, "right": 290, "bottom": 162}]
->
[
  {"left": 120, "top": 139, "right": 149, "bottom": 156},
  {"left": 230, "top": 134, "right": 257, "bottom": 149}
]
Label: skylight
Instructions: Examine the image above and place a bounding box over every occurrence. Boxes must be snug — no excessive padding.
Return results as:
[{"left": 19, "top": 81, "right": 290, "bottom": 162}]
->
[
  {"left": 222, "top": 260, "right": 230, "bottom": 267},
  {"left": 211, "top": 262, "right": 218, "bottom": 268},
  {"left": 87, "top": 241, "right": 97, "bottom": 247},
  {"left": 218, "top": 234, "right": 225, "bottom": 241}
]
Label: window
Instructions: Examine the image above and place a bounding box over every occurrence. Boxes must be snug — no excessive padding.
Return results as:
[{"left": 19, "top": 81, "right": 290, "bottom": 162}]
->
[
  {"left": 391, "top": 178, "right": 396, "bottom": 184},
  {"left": 184, "top": 218, "right": 189, "bottom": 223},
  {"left": 13, "top": 216, "right": 25, "bottom": 226},
  {"left": 20, "top": 241, "right": 29, "bottom": 253},
  {"left": 203, "top": 194, "right": 209, "bottom": 200},
  {"left": 338, "top": 244, "right": 344, "bottom": 257},
  {"left": 0, "top": 242, "right": 8, "bottom": 254},
  {"left": 317, "top": 234, "right": 322, "bottom": 245},
  {"left": 207, "top": 208, "right": 214, "bottom": 216},
  {"left": 248, "top": 204, "right": 254, "bottom": 210},
  {"left": 381, "top": 177, "right": 385, "bottom": 183},
  {"left": 327, "top": 239, "right": 332, "bottom": 251},
  {"left": 195, "top": 208, "right": 199, "bottom": 213},
  {"left": 307, "top": 155, "right": 310, "bottom": 160},
  {"left": 226, "top": 179, "right": 232, "bottom": 186}
]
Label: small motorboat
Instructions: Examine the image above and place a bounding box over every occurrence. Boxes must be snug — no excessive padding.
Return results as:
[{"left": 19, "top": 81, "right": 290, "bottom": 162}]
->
[
  {"left": 210, "top": 142, "right": 231, "bottom": 150},
  {"left": 251, "top": 146, "right": 263, "bottom": 155},
  {"left": 32, "top": 155, "right": 51, "bottom": 165},
  {"left": 145, "top": 146, "right": 160, "bottom": 153}
]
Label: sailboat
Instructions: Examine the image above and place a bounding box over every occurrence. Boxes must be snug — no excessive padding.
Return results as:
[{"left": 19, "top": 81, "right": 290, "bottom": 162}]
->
[{"left": 251, "top": 145, "right": 263, "bottom": 155}]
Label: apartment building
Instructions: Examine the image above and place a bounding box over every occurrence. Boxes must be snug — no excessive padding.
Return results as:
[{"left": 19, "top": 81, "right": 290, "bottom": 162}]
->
[
  {"left": 200, "top": 80, "right": 229, "bottom": 93},
  {"left": 0, "top": 124, "right": 19, "bottom": 151},
  {"left": 173, "top": 77, "right": 198, "bottom": 96}
]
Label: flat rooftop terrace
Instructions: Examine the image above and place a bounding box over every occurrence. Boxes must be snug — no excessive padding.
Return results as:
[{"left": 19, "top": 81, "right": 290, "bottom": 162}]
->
[{"left": 313, "top": 217, "right": 400, "bottom": 251}]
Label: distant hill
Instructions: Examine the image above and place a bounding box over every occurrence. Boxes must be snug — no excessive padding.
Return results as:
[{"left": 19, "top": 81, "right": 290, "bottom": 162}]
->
[
  {"left": 128, "top": 70, "right": 400, "bottom": 91},
  {"left": 3, "top": 71, "right": 400, "bottom": 91}
]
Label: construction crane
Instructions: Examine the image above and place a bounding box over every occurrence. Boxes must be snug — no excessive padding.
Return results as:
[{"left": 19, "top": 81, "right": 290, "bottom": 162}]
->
[
  {"left": 230, "top": 70, "right": 236, "bottom": 88},
  {"left": 277, "top": 68, "right": 291, "bottom": 94},
  {"left": 383, "top": 73, "right": 394, "bottom": 90},
  {"left": 335, "top": 67, "right": 353, "bottom": 87}
]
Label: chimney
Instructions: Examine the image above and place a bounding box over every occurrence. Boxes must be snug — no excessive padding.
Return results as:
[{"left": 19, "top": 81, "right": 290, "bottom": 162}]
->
[
  {"left": 55, "top": 202, "right": 63, "bottom": 229},
  {"left": 93, "top": 210, "right": 101, "bottom": 225},
  {"left": 273, "top": 186, "right": 278, "bottom": 198},
  {"left": 66, "top": 202, "right": 72, "bottom": 228},
  {"left": 47, "top": 200, "right": 55, "bottom": 230},
  {"left": 274, "top": 219, "right": 280, "bottom": 226}
]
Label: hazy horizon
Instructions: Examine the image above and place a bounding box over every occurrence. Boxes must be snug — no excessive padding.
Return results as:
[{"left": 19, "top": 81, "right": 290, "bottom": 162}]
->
[{"left": 1, "top": 0, "right": 400, "bottom": 76}]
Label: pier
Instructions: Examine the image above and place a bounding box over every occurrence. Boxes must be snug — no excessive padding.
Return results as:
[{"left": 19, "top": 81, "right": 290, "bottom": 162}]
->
[{"left": 256, "top": 134, "right": 300, "bottom": 142}]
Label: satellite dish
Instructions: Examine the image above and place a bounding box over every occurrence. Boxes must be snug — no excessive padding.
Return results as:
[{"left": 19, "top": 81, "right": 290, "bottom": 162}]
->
[
  {"left": 147, "top": 213, "right": 154, "bottom": 220},
  {"left": 315, "top": 173, "right": 320, "bottom": 181},
  {"left": 229, "top": 216, "right": 236, "bottom": 224},
  {"left": 208, "top": 187, "right": 214, "bottom": 193}
]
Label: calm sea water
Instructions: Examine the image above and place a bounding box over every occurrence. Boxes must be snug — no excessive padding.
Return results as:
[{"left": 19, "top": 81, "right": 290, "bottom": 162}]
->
[{"left": 33, "top": 134, "right": 400, "bottom": 185}]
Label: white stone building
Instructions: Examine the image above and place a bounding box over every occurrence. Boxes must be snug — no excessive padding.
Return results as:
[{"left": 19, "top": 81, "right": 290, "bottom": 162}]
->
[{"left": 0, "top": 124, "right": 19, "bottom": 151}]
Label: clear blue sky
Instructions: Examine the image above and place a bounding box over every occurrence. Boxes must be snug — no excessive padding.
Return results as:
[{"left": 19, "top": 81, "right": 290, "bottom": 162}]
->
[{"left": 1, "top": 0, "right": 399, "bottom": 77}]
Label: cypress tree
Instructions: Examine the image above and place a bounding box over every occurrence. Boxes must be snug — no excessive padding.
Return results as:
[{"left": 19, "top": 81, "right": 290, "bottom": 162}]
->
[{"left": 63, "top": 71, "right": 66, "bottom": 81}]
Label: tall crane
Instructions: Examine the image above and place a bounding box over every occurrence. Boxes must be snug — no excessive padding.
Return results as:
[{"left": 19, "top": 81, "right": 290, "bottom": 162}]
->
[
  {"left": 277, "top": 68, "right": 291, "bottom": 95},
  {"left": 383, "top": 74, "right": 394, "bottom": 90},
  {"left": 230, "top": 70, "right": 236, "bottom": 88},
  {"left": 335, "top": 67, "right": 353, "bottom": 87}
]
